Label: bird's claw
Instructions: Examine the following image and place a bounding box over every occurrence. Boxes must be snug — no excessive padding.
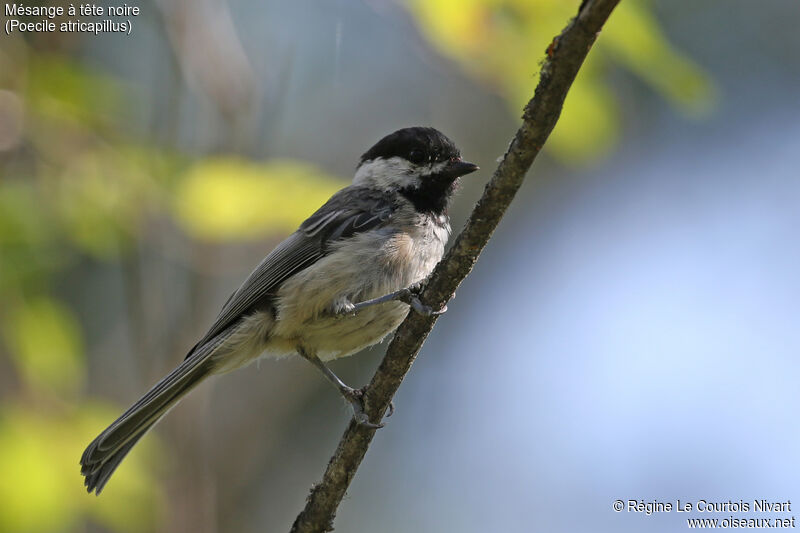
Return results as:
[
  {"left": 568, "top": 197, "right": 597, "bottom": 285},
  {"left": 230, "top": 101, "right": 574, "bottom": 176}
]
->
[
  {"left": 342, "top": 388, "right": 385, "bottom": 429},
  {"left": 332, "top": 299, "right": 357, "bottom": 318},
  {"left": 399, "top": 287, "right": 447, "bottom": 316}
]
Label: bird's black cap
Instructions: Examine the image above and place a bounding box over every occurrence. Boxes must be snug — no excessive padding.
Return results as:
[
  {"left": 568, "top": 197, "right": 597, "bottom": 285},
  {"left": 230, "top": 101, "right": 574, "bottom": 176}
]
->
[{"left": 360, "top": 127, "right": 462, "bottom": 166}]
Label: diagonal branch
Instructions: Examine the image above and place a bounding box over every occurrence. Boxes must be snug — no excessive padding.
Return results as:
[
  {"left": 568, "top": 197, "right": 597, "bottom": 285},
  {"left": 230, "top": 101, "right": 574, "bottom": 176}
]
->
[{"left": 290, "top": 1, "right": 621, "bottom": 531}]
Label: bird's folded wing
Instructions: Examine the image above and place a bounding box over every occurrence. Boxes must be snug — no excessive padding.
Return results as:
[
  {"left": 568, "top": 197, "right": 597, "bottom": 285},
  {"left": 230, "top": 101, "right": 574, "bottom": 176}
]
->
[{"left": 186, "top": 187, "right": 395, "bottom": 357}]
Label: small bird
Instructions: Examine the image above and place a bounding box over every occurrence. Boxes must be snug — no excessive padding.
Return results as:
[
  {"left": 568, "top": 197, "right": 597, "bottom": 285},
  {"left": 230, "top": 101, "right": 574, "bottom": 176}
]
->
[{"left": 80, "top": 126, "right": 478, "bottom": 494}]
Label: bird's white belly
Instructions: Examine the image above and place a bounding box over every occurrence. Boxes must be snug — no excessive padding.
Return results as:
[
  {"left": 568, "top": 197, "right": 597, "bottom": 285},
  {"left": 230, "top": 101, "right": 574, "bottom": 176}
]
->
[
  {"left": 270, "top": 228, "right": 442, "bottom": 361},
  {"left": 212, "top": 221, "right": 447, "bottom": 371},
  {"left": 288, "top": 300, "right": 410, "bottom": 361}
]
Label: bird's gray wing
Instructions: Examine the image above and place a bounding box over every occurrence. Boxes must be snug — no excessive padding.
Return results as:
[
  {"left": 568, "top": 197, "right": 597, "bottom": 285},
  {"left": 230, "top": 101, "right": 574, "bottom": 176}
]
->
[{"left": 186, "top": 186, "right": 395, "bottom": 357}]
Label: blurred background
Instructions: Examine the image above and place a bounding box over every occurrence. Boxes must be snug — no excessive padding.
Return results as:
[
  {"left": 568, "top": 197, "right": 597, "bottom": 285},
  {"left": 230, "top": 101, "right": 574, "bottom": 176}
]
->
[{"left": 1, "top": 0, "right": 798, "bottom": 531}]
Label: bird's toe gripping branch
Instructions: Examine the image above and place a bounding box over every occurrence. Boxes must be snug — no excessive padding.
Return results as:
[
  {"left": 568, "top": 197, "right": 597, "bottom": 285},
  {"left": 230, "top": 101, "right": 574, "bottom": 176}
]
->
[
  {"left": 349, "top": 285, "right": 447, "bottom": 317},
  {"left": 297, "top": 346, "right": 388, "bottom": 429}
]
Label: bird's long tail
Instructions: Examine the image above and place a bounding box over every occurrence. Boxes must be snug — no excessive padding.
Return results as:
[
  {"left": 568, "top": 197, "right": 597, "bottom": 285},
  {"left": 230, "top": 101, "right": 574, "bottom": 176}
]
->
[{"left": 80, "top": 335, "right": 228, "bottom": 494}]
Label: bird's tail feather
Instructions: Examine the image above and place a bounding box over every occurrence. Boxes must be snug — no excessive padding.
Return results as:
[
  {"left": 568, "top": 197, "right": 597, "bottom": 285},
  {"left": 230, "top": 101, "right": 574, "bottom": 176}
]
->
[{"left": 80, "top": 335, "right": 228, "bottom": 494}]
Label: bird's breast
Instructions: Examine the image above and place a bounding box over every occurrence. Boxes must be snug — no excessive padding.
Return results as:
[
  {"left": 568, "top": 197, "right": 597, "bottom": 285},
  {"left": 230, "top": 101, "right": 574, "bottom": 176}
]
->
[{"left": 269, "top": 219, "right": 448, "bottom": 360}]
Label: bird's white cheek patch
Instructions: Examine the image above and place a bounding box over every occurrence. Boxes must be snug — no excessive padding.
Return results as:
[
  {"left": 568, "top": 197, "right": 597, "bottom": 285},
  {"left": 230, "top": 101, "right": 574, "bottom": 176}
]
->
[{"left": 353, "top": 157, "right": 419, "bottom": 189}]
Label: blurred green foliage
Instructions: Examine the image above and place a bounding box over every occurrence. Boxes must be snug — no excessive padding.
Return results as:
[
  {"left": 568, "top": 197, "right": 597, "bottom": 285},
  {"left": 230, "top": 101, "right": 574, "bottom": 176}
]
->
[
  {"left": 175, "top": 158, "right": 345, "bottom": 241},
  {"left": 3, "top": 297, "right": 84, "bottom": 397},
  {"left": 0, "top": 405, "right": 162, "bottom": 533},
  {"left": 0, "top": 36, "right": 342, "bottom": 532},
  {"left": 407, "top": 0, "right": 716, "bottom": 163}
]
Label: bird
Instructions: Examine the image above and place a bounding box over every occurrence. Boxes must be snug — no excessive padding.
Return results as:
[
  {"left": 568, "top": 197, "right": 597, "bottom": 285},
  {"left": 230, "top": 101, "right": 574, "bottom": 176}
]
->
[{"left": 80, "top": 126, "right": 479, "bottom": 494}]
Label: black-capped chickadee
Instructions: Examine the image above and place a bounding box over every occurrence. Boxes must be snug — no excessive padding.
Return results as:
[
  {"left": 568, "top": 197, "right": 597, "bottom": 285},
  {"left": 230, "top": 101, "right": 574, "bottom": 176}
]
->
[{"left": 80, "top": 126, "right": 478, "bottom": 494}]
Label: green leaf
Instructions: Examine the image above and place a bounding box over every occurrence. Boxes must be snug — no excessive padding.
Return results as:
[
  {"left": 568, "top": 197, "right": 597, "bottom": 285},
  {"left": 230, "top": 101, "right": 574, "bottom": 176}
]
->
[
  {"left": 0, "top": 412, "right": 77, "bottom": 533},
  {"left": 25, "top": 54, "right": 124, "bottom": 132},
  {"left": 0, "top": 405, "right": 162, "bottom": 533},
  {"left": 3, "top": 297, "right": 84, "bottom": 397},
  {"left": 603, "top": 1, "right": 716, "bottom": 115},
  {"left": 406, "top": 0, "right": 716, "bottom": 163},
  {"left": 173, "top": 157, "right": 347, "bottom": 241}
]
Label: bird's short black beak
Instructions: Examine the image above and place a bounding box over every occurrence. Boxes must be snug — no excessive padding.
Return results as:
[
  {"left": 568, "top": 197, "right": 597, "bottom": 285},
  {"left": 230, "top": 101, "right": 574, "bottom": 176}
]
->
[{"left": 444, "top": 158, "right": 479, "bottom": 179}]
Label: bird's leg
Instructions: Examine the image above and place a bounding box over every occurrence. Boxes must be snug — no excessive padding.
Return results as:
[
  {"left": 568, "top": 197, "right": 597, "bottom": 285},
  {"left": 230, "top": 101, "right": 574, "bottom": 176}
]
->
[
  {"left": 349, "top": 283, "right": 447, "bottom": 316},
  {"left": 297, "top": 346, "right": 385, "bottom": 429}
]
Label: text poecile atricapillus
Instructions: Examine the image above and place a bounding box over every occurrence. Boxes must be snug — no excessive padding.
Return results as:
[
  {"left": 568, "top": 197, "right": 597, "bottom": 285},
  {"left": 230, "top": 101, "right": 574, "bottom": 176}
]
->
[{"left": 80, "top": 126, "right": 479, "bottom": 494}]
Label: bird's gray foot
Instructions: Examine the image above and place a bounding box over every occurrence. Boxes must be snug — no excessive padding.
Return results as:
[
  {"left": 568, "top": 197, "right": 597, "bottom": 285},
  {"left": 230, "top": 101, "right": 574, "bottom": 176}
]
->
[
  {"left": 398, "top": 287, "right": 448, "bottom": 316},
  {"left": 297, "top": 346, "right": 386, "bottom": 429},
  {"left": 350, "top": 285, "right": 447, "bottom": 316},
  {"left": 339, "top": 387, "right": 384, "bottom": 429}
]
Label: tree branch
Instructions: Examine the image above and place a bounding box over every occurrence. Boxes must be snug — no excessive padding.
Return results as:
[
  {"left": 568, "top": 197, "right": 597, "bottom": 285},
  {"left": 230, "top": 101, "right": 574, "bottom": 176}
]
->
[{"left": 290, "top": 1, "right": 621, "bottom": 531}]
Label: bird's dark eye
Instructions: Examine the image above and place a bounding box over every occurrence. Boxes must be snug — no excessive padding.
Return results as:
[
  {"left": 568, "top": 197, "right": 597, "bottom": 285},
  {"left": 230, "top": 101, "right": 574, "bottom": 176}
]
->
[{"left": 408, "top": 149, "right": 426, "bottom": 164}]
